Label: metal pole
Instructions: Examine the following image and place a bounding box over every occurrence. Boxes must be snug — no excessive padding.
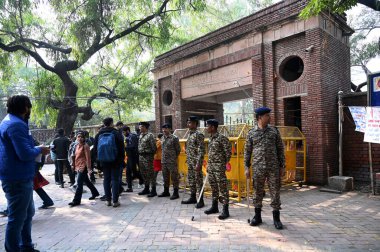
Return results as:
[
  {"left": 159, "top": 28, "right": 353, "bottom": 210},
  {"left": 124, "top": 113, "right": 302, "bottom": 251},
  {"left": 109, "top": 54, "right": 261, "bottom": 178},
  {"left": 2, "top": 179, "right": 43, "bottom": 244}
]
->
[
  {"left": 367, "top": 75, "right": 375, "bottom": 195},
  {"left": 338, "top": 91, "right": 343, "bottom": 176},
  {"left": 369, "top": 142, "right": 375, "bottom": 195}
]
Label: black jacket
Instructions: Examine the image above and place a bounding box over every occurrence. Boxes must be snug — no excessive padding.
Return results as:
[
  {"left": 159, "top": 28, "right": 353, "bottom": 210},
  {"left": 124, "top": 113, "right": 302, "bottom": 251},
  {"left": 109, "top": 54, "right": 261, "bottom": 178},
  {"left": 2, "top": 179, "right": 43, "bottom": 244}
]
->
[
  {"left": 93, "top": 127, "right": 125, "bottom": 167},
  {"left": 52, "top": 135, "right": 71, "bottom": 160}
]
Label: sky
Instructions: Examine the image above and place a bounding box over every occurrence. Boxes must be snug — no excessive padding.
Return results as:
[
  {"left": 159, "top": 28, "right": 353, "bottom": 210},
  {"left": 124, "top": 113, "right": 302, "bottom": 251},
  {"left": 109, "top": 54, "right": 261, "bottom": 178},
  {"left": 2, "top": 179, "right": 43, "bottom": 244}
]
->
[{"left": 346, "top": 5, "right": 380, "bottom": 89}]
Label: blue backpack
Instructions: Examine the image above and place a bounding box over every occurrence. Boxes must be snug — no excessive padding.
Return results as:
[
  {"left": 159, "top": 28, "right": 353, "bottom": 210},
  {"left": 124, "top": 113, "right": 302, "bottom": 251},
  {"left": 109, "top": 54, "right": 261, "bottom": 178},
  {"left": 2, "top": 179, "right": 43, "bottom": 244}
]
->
[{"left": 97, "top": 132, "right": 118, "bottom": 162}]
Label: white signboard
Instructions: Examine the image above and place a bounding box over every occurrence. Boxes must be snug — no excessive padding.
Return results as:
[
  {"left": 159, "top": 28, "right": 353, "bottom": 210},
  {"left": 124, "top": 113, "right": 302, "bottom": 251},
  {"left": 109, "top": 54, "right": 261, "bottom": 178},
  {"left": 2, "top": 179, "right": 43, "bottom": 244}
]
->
[
  {"left": 348, "top": 106, "right": 366, "bottom": 133},
  {"left": 364, "top": 107, "right": 380, "bottom": 144}
]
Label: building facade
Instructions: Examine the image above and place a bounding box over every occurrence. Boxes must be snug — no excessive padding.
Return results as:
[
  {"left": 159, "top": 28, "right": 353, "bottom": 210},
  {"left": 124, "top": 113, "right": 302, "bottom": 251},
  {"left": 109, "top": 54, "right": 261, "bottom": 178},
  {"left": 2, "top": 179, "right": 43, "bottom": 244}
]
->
[{"left": 152, "top": 0, "right": 353, "bottom": 184}]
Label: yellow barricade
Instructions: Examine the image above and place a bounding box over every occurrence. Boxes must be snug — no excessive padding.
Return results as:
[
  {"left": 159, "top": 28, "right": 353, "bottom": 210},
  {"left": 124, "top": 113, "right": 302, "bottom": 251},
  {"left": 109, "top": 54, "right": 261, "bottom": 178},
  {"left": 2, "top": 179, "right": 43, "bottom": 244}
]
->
[{"left": 174, "top": 125, "right": 306, "bottom": 202}]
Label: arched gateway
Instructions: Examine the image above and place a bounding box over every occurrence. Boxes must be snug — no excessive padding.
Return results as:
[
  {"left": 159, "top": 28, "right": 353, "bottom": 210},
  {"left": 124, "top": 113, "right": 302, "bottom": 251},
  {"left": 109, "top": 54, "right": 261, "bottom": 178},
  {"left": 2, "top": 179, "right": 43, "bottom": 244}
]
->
[{"left": 152, "top": 0, "right": 354, "bottom": 184}]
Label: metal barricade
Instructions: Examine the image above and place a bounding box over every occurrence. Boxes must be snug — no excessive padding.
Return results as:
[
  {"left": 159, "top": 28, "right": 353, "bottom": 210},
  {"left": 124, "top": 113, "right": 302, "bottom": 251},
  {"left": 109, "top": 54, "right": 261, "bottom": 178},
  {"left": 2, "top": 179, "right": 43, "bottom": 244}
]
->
[{"left": 174, "top": 124, "right": 307, "bottom": 202}]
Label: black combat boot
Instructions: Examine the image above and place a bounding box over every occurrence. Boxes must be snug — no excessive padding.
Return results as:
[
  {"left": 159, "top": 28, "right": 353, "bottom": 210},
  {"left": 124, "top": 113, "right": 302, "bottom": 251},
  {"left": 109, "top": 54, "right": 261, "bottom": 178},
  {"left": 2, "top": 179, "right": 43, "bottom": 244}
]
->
[
  {"left": 195, "top": 193, "right": 204, "bottom": 209},
  {"left": 138, "top": 185, "right": 150, "bottom": 195},
  {"left": 204, "top": 199, "right": 219, "bottom": 215},
  {"left": 181, "top": 193, "right": 197, "bottom": 204},
  {"left": 158, "top": 187, "right": 170, "bottom": 197},
  {"left": 218, "top": 204, "right": 230, "bottom": 220},
  {"left": 249, "top": 208, "right": 262, "bottom": 226},
  {"left": 273, "top": 210, "right": 283, "bottom": 229},
  {"left": 170, "top": 188, "right": 179, "bottom": 200},
  {"left": 147, "top": 186, "right": 157, "bottom": 197}
]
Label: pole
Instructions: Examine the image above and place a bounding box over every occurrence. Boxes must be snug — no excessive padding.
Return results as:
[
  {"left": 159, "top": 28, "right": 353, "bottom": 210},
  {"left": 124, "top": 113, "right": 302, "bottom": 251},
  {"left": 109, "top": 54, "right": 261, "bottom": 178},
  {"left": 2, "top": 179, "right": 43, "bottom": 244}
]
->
[
  {"left": 367, "top": 75, "right": 374, "bottom": 195},
  {"left": 369, "top": 142, "right": 375, "bottom": 195},
  {"left": 338, "top": 91, "right": 343, "bottom": 176}
]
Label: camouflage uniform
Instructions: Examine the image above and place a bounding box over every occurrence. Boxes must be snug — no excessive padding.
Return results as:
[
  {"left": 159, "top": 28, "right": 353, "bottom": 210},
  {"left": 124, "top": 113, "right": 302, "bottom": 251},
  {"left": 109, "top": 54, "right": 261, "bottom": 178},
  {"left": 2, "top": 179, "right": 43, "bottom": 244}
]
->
[
  {"left": 244, "top": 126, "right": 285, "bottom": 210},
  {"left": 185, "top": 130, "right": 205, "bottom": 194},
  {"left": 138, "top": 132, "right": 157, "bottom": 188},
  {"left": 161, "top": 134, "right": 181, "bottom": 188},
  {"left": 207, "top": 132, "right": 232, "bottom": 205}
]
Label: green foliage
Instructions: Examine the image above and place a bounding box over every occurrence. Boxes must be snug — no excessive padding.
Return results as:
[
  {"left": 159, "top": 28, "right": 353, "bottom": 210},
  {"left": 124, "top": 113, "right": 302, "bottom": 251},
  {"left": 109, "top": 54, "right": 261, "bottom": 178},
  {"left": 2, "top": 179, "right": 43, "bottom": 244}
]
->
[
  {"left": 348, "top": 7, "right": 380, "bottom": 71},
  {"left": 299, "top": 0, "right": 358, "bottom": 19},
  {"left": 0, "top": 0, "right": 273, "bottom": 128}
]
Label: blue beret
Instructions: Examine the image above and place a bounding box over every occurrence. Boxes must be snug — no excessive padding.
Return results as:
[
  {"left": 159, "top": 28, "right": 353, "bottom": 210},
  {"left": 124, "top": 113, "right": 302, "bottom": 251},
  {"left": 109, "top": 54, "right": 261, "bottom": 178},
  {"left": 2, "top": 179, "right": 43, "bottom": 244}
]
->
[
  {"left": 206, "top": 119, "right": 219, "bottom": 127},
  {"left": 187, "top": 116, "right": 199, "bottom": 122},
  {"left": 139, "top": 121, "right": 150, "bottom": 128},
  {"left": 161, "top": 123, "right": 171, "bottom": 129},
  {"left": 254, "top": 107, "right": 271, "bottom": 116}
]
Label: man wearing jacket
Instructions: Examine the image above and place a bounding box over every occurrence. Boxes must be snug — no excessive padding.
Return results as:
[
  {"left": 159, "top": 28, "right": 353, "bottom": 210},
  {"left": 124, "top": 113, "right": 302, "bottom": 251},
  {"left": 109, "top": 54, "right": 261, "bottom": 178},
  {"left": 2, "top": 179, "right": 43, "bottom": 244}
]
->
[
  {"left": 52, "top": 128, "right": 75, "bottom": 188},
  {"left": 0, "top": 95, "right": 50, "bottom": 252},
  {"left": 122, "top": 126, "right": 141, "bottom": 192},
  {"left": 93, "top": 117, "right": 125, "bottom": 207}
]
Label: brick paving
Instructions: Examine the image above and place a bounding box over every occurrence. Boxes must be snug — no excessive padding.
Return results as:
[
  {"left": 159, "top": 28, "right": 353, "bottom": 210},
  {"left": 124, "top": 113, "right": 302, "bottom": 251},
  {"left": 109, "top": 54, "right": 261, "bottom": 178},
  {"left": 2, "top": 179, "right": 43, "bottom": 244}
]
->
[{"left": 1, "top": 164, "right": 379, "bottom": 252}]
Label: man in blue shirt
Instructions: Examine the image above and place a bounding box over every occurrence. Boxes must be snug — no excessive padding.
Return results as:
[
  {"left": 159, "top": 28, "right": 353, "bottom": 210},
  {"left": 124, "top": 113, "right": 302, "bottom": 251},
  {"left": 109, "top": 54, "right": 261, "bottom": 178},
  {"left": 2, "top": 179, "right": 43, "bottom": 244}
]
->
[{"left": 0, "top": 95, "right": 50, "bottom": 252}]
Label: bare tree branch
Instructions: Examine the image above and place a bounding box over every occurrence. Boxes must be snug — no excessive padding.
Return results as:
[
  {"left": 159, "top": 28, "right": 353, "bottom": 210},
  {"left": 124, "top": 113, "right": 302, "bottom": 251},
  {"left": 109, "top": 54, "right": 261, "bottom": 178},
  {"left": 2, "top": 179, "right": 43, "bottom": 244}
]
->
[
  {"left": 355, "top": 81, "right": 367, "bottom": 92},
  {"left": 78, "top": 0, "right": 171, "bottom": 68},
  {"left": 133, "top": 30, "right": 160, "bottom": 39},
  {"left": 0, "top": 42, "right": 56, "bottom": 72},
  {"left": 47, "top": 98, "right": 62, "bottom": 109},
  {"left": 19, "top": 38, "right": 72, "bottom": 54}
]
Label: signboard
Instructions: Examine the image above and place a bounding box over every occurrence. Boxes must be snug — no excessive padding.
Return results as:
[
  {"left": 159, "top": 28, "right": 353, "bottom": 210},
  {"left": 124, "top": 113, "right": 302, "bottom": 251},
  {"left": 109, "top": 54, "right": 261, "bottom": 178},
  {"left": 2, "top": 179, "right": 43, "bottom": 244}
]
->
[
  {"left": 364, "top": 107, "right": 380, "bottom": 144},
  {"left": 348, "top": 106, "right": 366, "bottom": 133},
  {"left": 368, "top": 71, "right": 380, "bottom": 106}
]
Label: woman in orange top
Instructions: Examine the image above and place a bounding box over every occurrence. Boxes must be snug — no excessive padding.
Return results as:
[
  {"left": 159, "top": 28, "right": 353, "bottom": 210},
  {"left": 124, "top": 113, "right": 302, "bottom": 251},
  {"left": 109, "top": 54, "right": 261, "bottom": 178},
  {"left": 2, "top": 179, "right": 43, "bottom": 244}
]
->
[
  {"left": 69, "top": 131, "right": 99, "bottom": 207},
  {"left": 153, "top": 133, "right": 163, "bottom": 180}
]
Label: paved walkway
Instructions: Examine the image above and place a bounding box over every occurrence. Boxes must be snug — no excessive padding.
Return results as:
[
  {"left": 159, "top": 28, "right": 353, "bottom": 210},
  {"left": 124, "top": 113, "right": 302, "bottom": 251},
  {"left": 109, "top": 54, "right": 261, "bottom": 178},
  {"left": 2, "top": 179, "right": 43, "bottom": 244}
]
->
[{"left": 1, "top": 164, "right": 379, "bottom": 252}]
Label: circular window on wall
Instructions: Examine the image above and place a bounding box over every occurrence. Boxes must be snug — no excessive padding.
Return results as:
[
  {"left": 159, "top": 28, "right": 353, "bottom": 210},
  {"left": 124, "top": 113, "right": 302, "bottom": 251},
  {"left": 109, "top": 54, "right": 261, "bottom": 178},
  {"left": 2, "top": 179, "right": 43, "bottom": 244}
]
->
[
  {"left": 279, "top": 56, "right": 304, "bottom": 82},
  {"left": 162, "top": 90, "right": 173, "bottom": 106}
]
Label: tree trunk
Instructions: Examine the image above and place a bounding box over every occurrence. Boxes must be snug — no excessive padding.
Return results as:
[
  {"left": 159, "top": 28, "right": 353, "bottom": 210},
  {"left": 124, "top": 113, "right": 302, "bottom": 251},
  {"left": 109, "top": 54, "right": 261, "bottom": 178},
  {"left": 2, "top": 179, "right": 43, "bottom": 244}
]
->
[{"left": 56, "top": 71, "right": 78, "bottom": 136}]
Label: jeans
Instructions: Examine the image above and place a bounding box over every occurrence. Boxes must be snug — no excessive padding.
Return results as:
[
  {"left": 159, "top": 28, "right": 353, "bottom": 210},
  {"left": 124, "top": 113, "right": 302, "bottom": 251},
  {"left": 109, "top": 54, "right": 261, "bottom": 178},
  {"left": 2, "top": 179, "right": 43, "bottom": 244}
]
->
[
  {"left": 56, "top": 159, "right": 75, "bottom": 185},
  {"left": 1, "top": 180, "right": 35, "bottom": 252},
  {"left": 54, "top": 160, "right": 59, "bottom": 183},
  {"left": 118, "top": 164, "right": 124, "bottom": 188},
  {"left": 73, "top": 170, "right": 99, "bottom": 204},
  {"left": 126, "top": 160, "right": 133, "bottom": 189},
  {"left": 127, "top": 152, "right": 143, "bottom": 185},
  {"left": 35, "top": 188, "right": 54, "bottom": 206},
  {"left": 102, "top": 163, "right": 120, "bottom": 203}
]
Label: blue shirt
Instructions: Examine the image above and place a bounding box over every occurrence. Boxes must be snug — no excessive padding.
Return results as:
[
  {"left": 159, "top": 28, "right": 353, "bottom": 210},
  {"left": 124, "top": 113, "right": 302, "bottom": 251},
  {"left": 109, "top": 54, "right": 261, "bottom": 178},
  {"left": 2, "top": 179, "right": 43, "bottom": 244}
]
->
[{"left": 0, "top": 114, "right": 41, "bottom": 182}]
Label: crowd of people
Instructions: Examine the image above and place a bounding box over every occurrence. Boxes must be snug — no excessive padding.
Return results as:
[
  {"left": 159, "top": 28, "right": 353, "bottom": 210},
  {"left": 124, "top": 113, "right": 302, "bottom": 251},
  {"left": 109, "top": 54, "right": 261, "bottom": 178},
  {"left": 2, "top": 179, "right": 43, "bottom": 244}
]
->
[{"left": 0, "top": 95, "right": 285, "bottom": 252}]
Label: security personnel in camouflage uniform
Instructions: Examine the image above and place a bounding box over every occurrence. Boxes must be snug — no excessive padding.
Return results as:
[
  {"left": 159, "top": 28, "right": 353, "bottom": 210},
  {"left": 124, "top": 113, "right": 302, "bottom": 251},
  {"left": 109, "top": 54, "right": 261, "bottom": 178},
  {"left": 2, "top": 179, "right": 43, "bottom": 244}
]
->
[
  {"left": 244, "top": 107, "right": 285, "bottom": 229},
  {"left": 137, "top": 122, "right": 157, "bottom": 197},
  {"left": 204, "top": 119, "right": 232, "bottom": 220},
  {"left": 181, "top": 116, "right": 206, "bottom": 208},
  {"left": 158, "top": 124, "right": 181, "bottom": 200}
]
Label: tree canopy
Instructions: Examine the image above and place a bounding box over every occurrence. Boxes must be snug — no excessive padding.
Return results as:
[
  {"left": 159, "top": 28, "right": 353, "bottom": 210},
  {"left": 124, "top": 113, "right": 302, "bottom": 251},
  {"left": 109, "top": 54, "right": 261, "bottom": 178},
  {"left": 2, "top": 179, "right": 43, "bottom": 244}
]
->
[
  {"left": 300, "top": 0, "right": 380, "bottom": 19},
  {"left": 0, "top": 0, "right": 274, "bottom": 131},
  {"left": 0, "top": 0, "right": 206, "bottom": 133}
]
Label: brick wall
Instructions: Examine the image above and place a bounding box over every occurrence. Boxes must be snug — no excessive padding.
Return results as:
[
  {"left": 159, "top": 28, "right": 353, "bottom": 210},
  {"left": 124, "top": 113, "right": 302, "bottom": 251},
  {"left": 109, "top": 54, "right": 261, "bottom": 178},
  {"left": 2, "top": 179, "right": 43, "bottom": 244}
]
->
[
  {"left": 342, "top": 93, "right": 380, "bottom": 183},
  {"left": 153, "top": 1, "right": 353, "bottom": 185},
  {"left": 154, "top": 0, "right": 308, "bottom": 69}
]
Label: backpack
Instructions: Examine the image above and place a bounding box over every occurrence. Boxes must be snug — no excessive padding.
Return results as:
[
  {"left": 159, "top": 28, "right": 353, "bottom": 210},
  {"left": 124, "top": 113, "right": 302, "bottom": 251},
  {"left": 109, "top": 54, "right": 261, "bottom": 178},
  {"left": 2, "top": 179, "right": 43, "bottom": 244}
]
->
[{"left": 97, "top": 132, "right": 118, "bottom": 162}]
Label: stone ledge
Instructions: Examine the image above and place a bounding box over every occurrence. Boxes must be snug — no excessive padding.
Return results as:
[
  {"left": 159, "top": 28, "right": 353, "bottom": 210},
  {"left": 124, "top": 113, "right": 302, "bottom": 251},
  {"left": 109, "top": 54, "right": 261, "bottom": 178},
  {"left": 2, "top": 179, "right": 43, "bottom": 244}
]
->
[{"left": 328, "top": 176, "right": 354, "bottom": 192}]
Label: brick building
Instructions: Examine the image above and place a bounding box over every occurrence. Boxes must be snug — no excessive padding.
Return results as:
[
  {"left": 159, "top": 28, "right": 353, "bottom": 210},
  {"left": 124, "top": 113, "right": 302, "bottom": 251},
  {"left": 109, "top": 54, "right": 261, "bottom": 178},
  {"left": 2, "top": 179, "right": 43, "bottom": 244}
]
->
[
  {"left": 342, "top": 93, "right": 380, "bottom": 184},
  {"left": 152, "top": 0, "right": 353, "bottom": 184}
]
